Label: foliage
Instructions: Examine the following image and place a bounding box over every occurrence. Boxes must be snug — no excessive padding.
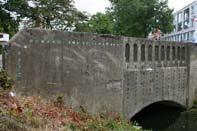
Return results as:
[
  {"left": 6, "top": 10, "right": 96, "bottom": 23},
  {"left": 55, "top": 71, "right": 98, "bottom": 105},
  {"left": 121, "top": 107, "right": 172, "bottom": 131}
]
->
[
  {"left": 23, "top": 0, "right": 88, "bottom": 30},
  {"left": 75, "top": 12, "right": 115, "bottom": 34},
  {"left": 54, "top": 94, "right": 64, "bottom": 107},
  {"left": 0, "top": 0, "right": 29, "bottom": 36},
  {"left": 193, "top": 99, "right": 197, "bottom": 108},
  {"left": 0, "top": 70, "right": 13, "bottom": 91},
  {"left": 0, "top": 0, "right": 173, "bottom": 38},
  {"left": 109, "top": 0, "right": 174, "bottom": 37},
  {"left": 0, "top": 0, "right": 87, "bottom": 35}
]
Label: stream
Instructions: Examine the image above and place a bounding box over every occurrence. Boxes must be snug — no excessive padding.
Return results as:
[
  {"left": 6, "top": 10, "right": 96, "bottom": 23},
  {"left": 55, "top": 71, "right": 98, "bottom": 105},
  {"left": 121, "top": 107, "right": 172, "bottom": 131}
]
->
[{"left": 132, "top": 103, "right": 197, "bottom": 131}]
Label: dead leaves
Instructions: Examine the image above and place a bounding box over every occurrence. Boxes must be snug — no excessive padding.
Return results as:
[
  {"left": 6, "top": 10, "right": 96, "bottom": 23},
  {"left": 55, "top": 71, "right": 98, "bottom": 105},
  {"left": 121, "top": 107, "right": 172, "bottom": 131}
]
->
[{"left": 0, "top": 94, "right": 135, "bottom": 131}]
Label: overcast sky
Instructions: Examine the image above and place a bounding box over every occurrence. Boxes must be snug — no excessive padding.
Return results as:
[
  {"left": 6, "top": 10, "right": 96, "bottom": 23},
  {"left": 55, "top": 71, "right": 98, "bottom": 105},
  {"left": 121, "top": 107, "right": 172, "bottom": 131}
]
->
[{"left": 74, "top": 0, "right": 196, "bottom": 15}]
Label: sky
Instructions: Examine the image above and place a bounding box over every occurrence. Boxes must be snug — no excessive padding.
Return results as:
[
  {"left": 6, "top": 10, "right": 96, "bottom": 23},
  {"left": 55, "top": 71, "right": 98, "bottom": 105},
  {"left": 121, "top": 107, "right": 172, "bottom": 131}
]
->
[{"left": 74, "top": 0, "right": 197, "bottom": 15}]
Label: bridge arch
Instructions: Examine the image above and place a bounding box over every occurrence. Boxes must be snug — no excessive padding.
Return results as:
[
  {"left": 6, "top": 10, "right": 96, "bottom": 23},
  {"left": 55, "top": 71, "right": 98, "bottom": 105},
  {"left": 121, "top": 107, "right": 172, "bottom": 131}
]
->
[
  {"left": 127, "top": 100, "right": 186, "bottom": 119},
  {"left": 130, "top": 100, "right": 186, "bottom": 131}
]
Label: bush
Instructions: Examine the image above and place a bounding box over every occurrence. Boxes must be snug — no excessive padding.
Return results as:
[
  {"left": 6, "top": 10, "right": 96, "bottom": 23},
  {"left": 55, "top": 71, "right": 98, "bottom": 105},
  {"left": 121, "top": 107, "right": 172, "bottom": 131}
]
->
[
  {"left": 193, "top": 100, "right": 197, "bottom": 108},
  {"left": 0, "top": 70, "right": 14, "bottom": 91}
]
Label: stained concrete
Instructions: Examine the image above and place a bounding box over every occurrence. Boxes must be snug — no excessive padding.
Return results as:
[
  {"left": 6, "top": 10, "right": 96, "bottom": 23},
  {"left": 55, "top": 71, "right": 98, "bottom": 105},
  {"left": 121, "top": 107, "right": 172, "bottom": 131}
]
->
[{"left": 5, "top": 29, "right": 197, "bottom": 119}]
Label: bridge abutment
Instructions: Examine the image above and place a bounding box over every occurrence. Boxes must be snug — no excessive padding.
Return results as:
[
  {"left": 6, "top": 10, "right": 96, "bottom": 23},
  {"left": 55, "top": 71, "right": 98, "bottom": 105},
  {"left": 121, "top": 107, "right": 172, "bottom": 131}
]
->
[{"left": 188, "top": 44, "right": 197, "bottom": 107}]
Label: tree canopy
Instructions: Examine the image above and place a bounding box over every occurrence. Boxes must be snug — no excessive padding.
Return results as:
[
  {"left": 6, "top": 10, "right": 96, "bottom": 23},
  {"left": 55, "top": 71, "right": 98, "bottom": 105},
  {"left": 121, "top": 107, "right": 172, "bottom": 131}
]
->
[
  {"left": 0, "top": 0, "right": 29, "bottom": 35},
  {"left": 0, "top": 0, "right": 174, "bottom": 38},
  {"left": 109, "top": 0, "right": 174, "bottom": 37},
  {"left": 75, "top": 12, "right": 114, "bottom": 34},
  {"left": 24, "top": 0, "right": 87, "bottom": 30},
  {"left": 0, "top": 0, "right": 87, "bottom": 35}
]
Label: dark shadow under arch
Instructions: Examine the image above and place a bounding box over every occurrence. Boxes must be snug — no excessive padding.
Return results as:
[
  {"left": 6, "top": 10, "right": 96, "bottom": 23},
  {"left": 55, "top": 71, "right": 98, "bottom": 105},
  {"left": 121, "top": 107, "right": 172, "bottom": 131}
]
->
[{"left": 131, "top": 101, "right": 186, "bottom": 131}]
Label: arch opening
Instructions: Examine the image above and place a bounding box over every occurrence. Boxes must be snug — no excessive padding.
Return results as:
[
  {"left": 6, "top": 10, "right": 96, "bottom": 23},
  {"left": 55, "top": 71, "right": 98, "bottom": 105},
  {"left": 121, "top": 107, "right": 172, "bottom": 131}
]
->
[
  {"left": 161, "top": 45, "right": 165, "bottom": 61},
  {"left": 148, "top": 45, "right": 152, "bottom": 61},
  {"left": 133, "top": 44, "right": 138, "bottom": 62},
  {"left": 155, "top": 45, "right": 159, "bottom": 61},
  {"left": 131, "top": 101, "right": 186, "bottom": 131},
  {"left": 125, "top": 44, "right": 130, "bottom": 62},
  {"left": 141, "top": 44, "right": 145, "bottom": 62}
]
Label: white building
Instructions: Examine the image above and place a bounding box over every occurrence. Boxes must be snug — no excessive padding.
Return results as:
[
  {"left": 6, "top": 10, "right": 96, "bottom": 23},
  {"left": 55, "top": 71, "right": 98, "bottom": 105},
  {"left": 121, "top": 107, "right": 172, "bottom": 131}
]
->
[
  {"left": 162, "top": 1, "right": 197, "bottom": 43},
  {"left": 0, "top": 33, "right": 9, "bottom": 69}
]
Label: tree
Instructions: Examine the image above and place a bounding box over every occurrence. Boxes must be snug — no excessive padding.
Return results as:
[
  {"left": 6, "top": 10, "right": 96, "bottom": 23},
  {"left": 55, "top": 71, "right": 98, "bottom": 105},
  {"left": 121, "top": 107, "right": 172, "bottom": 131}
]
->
[
  {"left": 23, "top": 0, "right": 87, "bottom": 31},
  {"left": 0, "top": 0, "right": 29, "bottom": 35},
  {"left": 88, "top": 12, "right": 114, "bottom": 34},
  {"left": 0, "top": 0, "right": 87, "bottom": 34},
  {"left": 109, "top": 0, "right": 174, "bottom": 37},
  {"left": 75, "top": 12, "right": 115, "bottom": 34},
  {"left": 0, "top": 8, "right": 18, "bottom": 36}
]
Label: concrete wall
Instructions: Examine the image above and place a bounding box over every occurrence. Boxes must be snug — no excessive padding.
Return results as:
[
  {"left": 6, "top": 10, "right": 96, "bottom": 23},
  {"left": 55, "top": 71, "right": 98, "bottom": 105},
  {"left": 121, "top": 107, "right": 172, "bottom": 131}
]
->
[
  {"left": 123, "top": 38, "right": 189, "bottom": 118},
  {"left": 5, "top": 29, "right": 195, "bottom": 118},
  {"left": 6, "top": 29, "right": 124, "bottom": 115},
  {"left": 188, "top": 44, "right": 197, "bottom": 107}
]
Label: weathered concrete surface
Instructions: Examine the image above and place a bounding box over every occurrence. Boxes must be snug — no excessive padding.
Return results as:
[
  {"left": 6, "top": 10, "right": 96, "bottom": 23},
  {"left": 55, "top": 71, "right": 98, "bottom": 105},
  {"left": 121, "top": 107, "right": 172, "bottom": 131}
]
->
[
  {"left": 5, "top": 29, "right": 196, "bottom": 119},
  {"left": 188, "top": 44, "right": 197, "bottom": 107},
  {"left": 6, "top": 29, "right": 124, "bottom": 115}
]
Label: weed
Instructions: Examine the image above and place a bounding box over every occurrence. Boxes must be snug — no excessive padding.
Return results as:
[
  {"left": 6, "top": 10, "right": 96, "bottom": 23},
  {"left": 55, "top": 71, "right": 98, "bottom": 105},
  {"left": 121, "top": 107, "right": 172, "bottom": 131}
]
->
[
  {"left": 54, "top": 94, "right": 64, "bottom": 107},
  {"left": 0, "top": 70, "right": 14, "bottom": 91},
  {"left": 193, "top": 99, "right": 197, "bottom": 106},
  {"left": 69, "top": 123, "right": 78, "bottom": 130}
]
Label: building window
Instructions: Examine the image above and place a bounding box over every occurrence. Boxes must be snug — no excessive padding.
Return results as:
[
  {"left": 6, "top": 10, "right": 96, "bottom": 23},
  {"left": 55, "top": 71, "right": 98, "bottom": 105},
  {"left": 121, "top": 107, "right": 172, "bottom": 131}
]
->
[
  {"left": 155, "top": 45, "right": 159, "bottom": 61},
  {"left": 192, "top": 17, "right": 194, "bottom": 27},
  {"left": 184, "top": 8, "right": 189, "bottom": 29},
  {"left": 178, "top": 13, "right": 183, "bottom": 31},
  {"left": 161, "top": 45, "right": 165, "bottom": 61},
  {"left": 187, "top": 33, "right": 189, "bottom": 40},
  {"left": 183, "top": 33, "right": 186, "bottom": 40},
  {"left": 141, "top": 44, "right": 145, "bottom": 62},
  {"left": 191, "top": 6, "right": 194, "bottom": 14},
  {"left": 148, "top": 45, "right": 152, "bottom": 61},
  {"left": 191, "top": 31, "right": 194, "bottom": 41},
  {"left": 125, "top": 44, "right": 130, "bottom": 62},
  {"left": 134, "top": 44, "right": 138, "bottom": 62}
]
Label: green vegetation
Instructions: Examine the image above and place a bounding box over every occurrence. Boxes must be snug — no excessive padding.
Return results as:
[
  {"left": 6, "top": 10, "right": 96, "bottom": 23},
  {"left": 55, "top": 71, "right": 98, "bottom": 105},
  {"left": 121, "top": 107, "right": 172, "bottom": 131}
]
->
[
  {"left": 76, "top": 0, "right": 174, "bottom": 37},
  {"left": 0, "top": 70, "right": 13, "bottom": 91},
  {"left": 1, "top": 0, "right": 173, "bottom": 38},
  {"left": 0, "top": 0, "right": 87, "bottom": 35},
  {"left": 109, "top": 0, "right": 174, "bottom": 37},
  {"left": 75, "top": 12, "right": 115, "bottom": 34},
  {"left": 192, "top": 99, "right": 197, "bottom": 108}
]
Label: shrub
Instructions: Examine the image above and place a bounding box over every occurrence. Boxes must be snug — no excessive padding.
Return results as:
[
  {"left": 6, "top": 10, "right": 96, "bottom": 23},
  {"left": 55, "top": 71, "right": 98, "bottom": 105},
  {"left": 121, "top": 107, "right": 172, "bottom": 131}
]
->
[
  {"left": 193, "top": 99, "right": 197, "bottom": 107},
  {"left": 0, "top": 70, "right": 14, "bottom": 91},
  {"left": 54, "top": 95, "right": 64, "bottom": 107}
]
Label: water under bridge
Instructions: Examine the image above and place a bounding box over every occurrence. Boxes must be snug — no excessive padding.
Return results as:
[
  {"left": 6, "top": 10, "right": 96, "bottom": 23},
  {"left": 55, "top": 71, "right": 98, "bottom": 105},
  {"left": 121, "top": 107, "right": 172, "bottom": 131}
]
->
[{"left": 5, "top": 29, "right": 197, "bottom": 119}]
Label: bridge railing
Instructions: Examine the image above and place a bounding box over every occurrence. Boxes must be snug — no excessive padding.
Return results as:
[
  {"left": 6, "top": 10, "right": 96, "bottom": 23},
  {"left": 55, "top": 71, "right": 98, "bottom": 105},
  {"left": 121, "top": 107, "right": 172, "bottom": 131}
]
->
[{"left": 124, "top": 38, "right": 190, "bottom": 69}]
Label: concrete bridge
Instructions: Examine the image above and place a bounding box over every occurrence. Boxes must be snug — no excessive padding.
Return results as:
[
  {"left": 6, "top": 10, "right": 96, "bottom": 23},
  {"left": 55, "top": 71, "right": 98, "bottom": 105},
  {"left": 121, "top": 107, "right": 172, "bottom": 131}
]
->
[{"left": 5, "top": 29, "right": 197, "bottom": 119}]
